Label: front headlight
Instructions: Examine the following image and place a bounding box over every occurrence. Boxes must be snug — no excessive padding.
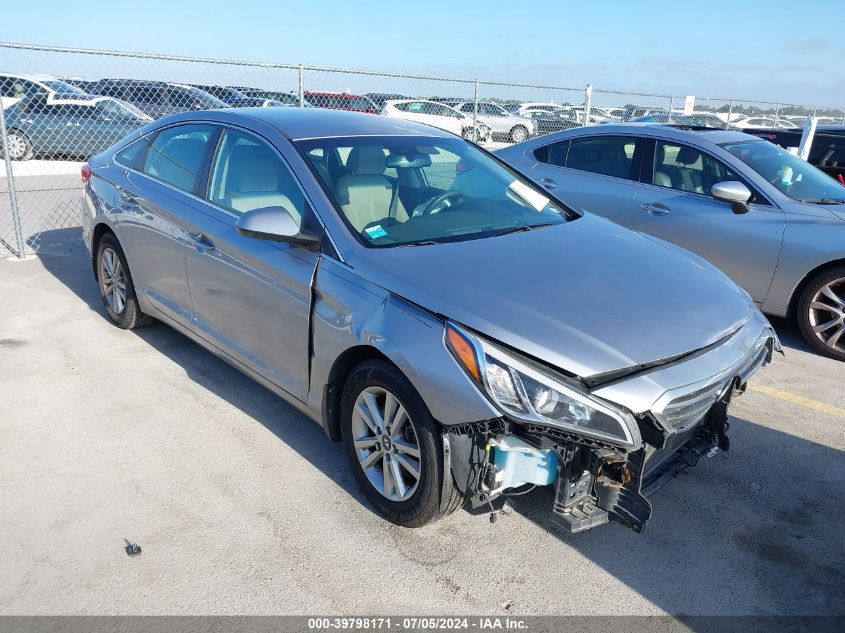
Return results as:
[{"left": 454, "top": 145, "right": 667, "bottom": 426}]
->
[{"left": 445, "top": 322, "right": 641, "bottom": 449}]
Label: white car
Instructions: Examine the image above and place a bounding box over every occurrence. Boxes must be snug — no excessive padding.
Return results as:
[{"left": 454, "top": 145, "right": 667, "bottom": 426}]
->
[
  {"left": 731, "top": 116, "right": 798, "bottom": 130},
  {"left": 515, "top": 102, "right": 574, "bottom": 118},
  {"left": 451, "top": 102, "right": 535, "bottom": 142},
  {"left": 0, "top": 73, "right": 96, "bottom": 110},
  {"left": 381, "top": 99, "right": 491, "bottom": 142}
]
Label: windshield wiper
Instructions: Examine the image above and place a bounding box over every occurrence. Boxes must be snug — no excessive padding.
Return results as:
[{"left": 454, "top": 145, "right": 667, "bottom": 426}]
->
[
  {"left": 494, "top": 222, "right": 557, "bottom": 237},
  {"left": 398, "top": 240, "right": 439, "bottom": 247},
  {"left": 802, "top": 198, "right": 845, "bottom": 205}
]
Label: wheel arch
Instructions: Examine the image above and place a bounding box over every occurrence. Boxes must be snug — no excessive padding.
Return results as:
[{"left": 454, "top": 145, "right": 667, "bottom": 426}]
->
[
  {"left": 321, "top": 345, "right": 398, "bottom": 443},
  {"left": 787, "top": 257, "right": 845, "bottom": 317},
  {"left": 90, "top": 222, "right": 117, "bottom": 279}
]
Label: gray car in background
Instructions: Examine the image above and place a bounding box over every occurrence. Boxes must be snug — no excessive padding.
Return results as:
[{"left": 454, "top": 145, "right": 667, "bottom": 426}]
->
[
  {"left": 81, "top": 109, "right": 776, "bottom": 534},
  {"left": 497, "top": 124, "right": 845, "bottom": 361}
]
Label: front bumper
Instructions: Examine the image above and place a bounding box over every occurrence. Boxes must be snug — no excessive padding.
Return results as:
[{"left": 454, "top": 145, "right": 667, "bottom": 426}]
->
[{"left": 446, "top": 314, "right": 778, "bottom": 534}]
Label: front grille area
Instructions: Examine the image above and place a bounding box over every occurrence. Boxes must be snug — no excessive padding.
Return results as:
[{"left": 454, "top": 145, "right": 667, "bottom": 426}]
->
[
  {"left": 656, "top": 379, "right": 730, "bottom": 432},
  {"left": 652, "top": 334, "right": 773, "bottom": 434}
]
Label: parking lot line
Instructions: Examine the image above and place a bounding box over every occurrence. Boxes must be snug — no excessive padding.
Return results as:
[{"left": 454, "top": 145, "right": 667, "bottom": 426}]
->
[{"left": 749, "top": 383, "right": 845, "bottom": 419}]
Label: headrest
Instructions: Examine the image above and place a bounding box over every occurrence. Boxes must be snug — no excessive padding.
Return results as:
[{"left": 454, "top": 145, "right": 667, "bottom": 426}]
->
[
  {"left": 675, "top": 145, "right": 701, "bottom": 165},
  {"left": 655, "top": 144, "right": 666, "bottom": 164},
  {"left": 347, "top": 146, "right": 386, "bottom": 175},
  {"left": 227, "top": 145, "right": 279, "bottom": 192}
]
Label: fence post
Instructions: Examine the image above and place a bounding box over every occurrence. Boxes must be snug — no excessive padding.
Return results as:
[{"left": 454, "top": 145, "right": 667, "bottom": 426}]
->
[
  {"left": 668, "top": 96, "right": 675, "bottom": 124},
  {"left": 0, "top": 103, "right": 26, "bottom": 259},
  {"left": 583, "top": 84, "right": 593, "bottom": 127},
  {"left": 472, "top": 79, "right": 479, "bottom": 143},
  {"left": 298, "top": 64, "right": 305, "bottom": 108},
  {"left": 726, "top": 99, "right": 733, "bottom": 129},
  {"left": 773, "top": 103, "right": 780, "bottom": 128}
]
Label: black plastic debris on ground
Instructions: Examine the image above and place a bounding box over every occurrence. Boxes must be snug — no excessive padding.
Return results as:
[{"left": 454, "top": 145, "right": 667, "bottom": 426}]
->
[{"left": 123, "top": 539, "right": 141, "bottom": 557}]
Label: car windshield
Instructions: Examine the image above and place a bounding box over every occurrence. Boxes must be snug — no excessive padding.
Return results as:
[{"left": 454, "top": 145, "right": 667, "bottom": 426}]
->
[
  {"left": 296, "top": 136, "right": 570, "bottom": 247},
  {"left": 98, "top": 98, "right": 151, "bottom": 121},
  {"left": 181, "top": 86, "right": 228, "bottom": 108},
  {"left": 720, "top": 139, "right": 845, "bottom": 203},
  {"left": 42, "top": 79, "right": 87, "bottom": 95}
]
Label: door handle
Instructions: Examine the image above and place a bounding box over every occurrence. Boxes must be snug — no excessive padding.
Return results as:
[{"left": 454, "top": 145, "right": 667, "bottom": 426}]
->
[
  {"left": 537, "top": 177, "right": 557, "bottom": 190},
  {"left": 188, "top": 232, "right": 215, "bottom": 252},
  {"left": 640, "top": 202, "right": 670, "bottom": 216}
]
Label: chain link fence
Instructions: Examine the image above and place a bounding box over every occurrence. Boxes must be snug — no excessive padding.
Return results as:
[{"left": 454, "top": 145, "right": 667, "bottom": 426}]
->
[{"left": 1, "top": 41, "right": 844, "bottom": 257}]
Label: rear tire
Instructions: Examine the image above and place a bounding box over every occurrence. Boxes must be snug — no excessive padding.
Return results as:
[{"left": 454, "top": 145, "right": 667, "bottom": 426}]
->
[
  {"left": 96, "top": 233, "right": 154, "bottom": 330},
  {"left": 509, "top": 125, "right": 529, "bottom": 143},
  {"left": 796, "top": 265, "right": 845, "bottom": 361},
  {"left": 340, "top": 359, "right": 461, "bottom": 527}
]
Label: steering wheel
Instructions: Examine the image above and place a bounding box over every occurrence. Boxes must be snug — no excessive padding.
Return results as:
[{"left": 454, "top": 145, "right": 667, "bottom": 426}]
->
[{"left": 419, "top": 190, "right": 465, "bottom": 216}]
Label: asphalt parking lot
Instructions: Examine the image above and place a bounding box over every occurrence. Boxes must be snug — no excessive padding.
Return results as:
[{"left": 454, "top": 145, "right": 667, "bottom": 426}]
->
[{"left": 0, "top": 229, "right": 843, "bottom": 617}]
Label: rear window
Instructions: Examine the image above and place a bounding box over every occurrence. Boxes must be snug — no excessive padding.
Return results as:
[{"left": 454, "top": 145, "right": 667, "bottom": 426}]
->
[{"left": 142, "top": 124, "right": 215, "bottom": 192}]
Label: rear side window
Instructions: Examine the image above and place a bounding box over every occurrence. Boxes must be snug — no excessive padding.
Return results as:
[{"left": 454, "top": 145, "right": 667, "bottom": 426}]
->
[
  {"left": 142, "top": 124, "right": 215, "bottom": 192},
  {"left": 115, "top": 139, "right": 147, "bottom": 169},
  {"left": 566, "top": 136, "right": 637, "bottom": 179},
  {"left": 534, "top": 140, "right": 569, "bottom": 166},
  {"left": 206, "top": 128, "right": 304, "bottom": 226}
]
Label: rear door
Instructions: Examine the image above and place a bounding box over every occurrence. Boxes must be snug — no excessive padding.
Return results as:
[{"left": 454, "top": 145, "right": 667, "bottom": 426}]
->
[
  {"left": 633, "top": 137, "right": 785, "bottom": 302},
  {"left": 120, "top": 123, "right": 218, "bottom": 327},
  {"left": 527, "top": 133, "right": 643, "bottom": 227},
  {"left": 182, "top": 125, "right": 319, "bottom": 400}
]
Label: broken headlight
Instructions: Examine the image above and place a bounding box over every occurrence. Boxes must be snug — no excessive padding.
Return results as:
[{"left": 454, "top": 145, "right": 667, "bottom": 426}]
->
[{"left": 445, "top": 322, "right": 641, "bottom": 449}]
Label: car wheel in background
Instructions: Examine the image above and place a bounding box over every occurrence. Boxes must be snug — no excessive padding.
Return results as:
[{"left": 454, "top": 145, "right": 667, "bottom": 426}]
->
[
  {"left": 509, "top": 125, "right": 529, "bottom": 143},
  {"left": 96, "top": 233, "right": 154, "bottom": 330},
  {"left": 461, "top": 127, "right": 476, "bottom": 141},
  {"left": 2, "top": 130, "right": 33, "bottom": 161},
  {"left": 797, "top": 265, "right": 845, "bottom": 361},
  {"left": 340, "top": 359, "right": 462, "bottom": 526}
]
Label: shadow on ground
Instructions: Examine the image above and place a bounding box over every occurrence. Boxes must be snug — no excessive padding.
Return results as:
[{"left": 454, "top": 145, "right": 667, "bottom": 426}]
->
[{"left": 36, "top": 228, "right": 845, "bottom": 618}]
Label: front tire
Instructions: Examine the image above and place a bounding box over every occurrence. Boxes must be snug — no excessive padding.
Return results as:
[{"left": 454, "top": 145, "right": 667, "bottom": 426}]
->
[
  {"left": 2, "top": 130, "right": 32, "bottom": 161},
  {"left": 340, "top": 360, "right": 459, "bottom": 527},
  {"left": 96, "top": 233, "right": 153, "bottom": 330},
  {"left": 796, "top": 265, "right": 845, "bottom": 361}
]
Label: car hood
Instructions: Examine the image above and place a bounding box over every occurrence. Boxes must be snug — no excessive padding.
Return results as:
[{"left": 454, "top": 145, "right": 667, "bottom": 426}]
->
[{"left": 350, "top": 214, "right": 755, "bottom": 379}]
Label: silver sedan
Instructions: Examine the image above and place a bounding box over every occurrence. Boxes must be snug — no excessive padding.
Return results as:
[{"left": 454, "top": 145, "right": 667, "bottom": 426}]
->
[
  {"left": 497, "top": 124, "right": 845, "bottom": 361},
  {"left": 82, "top": 109, "right": 777, "bottom": 534}
]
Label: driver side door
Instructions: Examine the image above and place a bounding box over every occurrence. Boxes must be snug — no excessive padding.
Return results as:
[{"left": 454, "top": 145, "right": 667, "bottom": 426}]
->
[
  {"left": 183, "top": 126, "right": 319, "bottom": 400},
  {"left": 633, "top": 138, "right": 785, "bottom": 302}
]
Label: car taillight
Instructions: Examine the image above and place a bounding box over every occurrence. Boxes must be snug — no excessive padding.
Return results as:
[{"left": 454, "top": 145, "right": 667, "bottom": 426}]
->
[{"left": 81, "top": 164, "right": 92, "bottom": 182}]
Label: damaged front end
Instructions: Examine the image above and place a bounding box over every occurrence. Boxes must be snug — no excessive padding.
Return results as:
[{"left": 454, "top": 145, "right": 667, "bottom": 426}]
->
[{"left": 443, "top": 321, "right": 777, "bottom": 534}]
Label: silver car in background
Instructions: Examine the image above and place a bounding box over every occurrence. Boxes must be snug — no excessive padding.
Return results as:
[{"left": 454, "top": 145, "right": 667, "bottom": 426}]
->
[
  {"left": 451, "top": 102, "right": 535, "bottom": 143},
  {"left": 497, "top": 124, "right": 845, "bottom": 361},
  {"left": 81, "top": 109, "right": 777, "bottom": 534}
]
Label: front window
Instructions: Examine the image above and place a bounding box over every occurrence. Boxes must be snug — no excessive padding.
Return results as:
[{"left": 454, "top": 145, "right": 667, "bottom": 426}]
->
[
  {"left": 720, "top": 139, "right": 845, "bottom": 203},
  {"left": 295, "top": 136, "right": 570, "bottom": 247}
]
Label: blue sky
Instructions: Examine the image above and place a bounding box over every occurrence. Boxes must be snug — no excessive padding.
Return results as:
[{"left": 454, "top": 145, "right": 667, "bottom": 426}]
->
[{"left": 1, "top": 0, "right": 841, "bottom": 106}]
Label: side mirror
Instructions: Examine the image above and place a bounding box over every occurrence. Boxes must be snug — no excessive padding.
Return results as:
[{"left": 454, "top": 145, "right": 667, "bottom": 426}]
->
[
  {"left": 235, "top": 206, "right": 319, "bottom": 245},
  {"left": 712, "top": 181, "right": 752, "bottom": 214}
]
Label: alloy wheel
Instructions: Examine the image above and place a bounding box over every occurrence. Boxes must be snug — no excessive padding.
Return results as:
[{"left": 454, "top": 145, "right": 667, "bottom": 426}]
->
[
  {"left": 511, "top": 126, "right": 527, "bottom": 142},
  {"left": 99, "top": 247, "right": 127, "bottom": 315},
  {"left": 7, "top": 133, "right": 26, "bottom": 160},
  {"left": 808, "top": 277, "right": 845, "bottom": 354},
  {"left": 351, "top": 386, "right": 421, "bottom": 502}
]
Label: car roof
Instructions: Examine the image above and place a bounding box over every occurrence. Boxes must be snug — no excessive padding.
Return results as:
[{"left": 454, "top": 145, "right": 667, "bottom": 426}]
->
[
  {"left": 560, "top": 123, "right": 758, "bottom": 145},
  {"left": 162, "top": 107, "right": 456, "bottom": 140}
]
